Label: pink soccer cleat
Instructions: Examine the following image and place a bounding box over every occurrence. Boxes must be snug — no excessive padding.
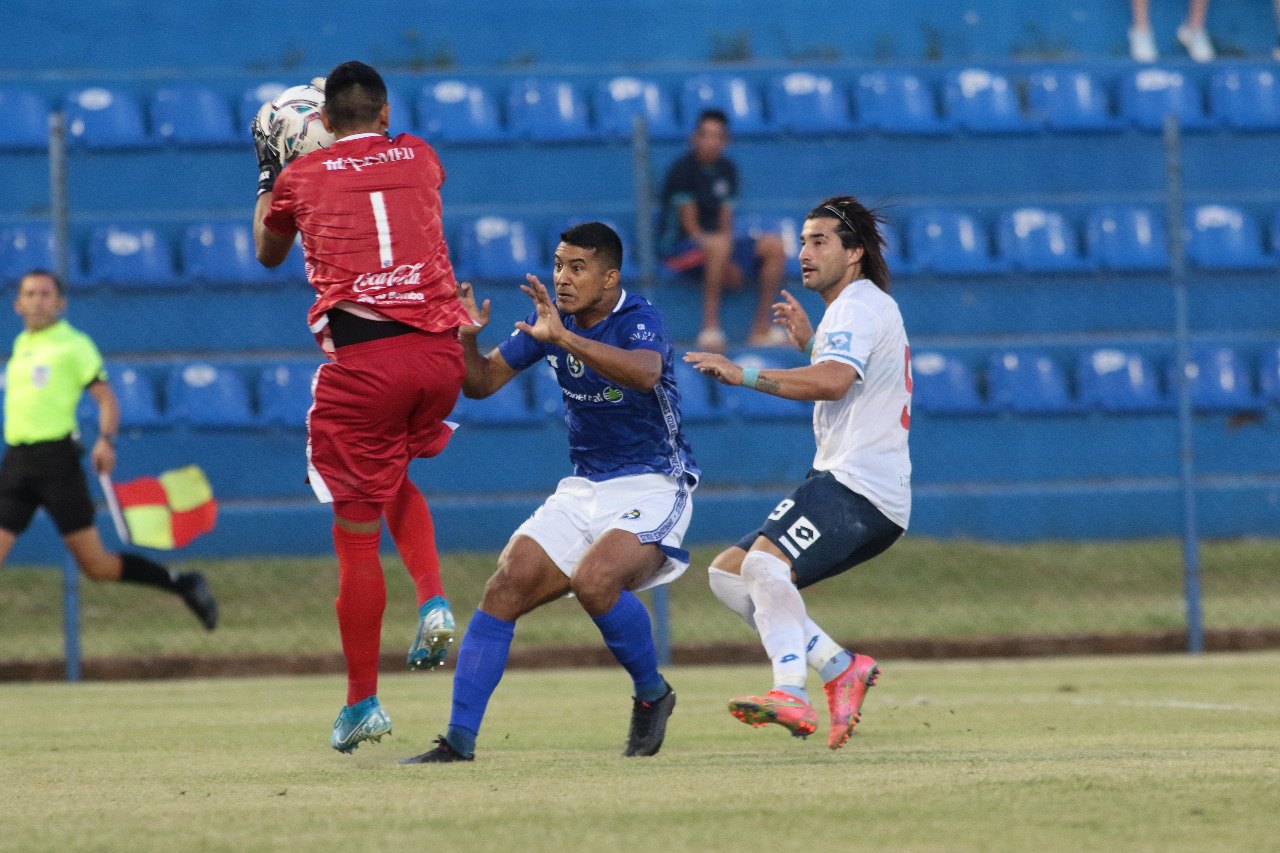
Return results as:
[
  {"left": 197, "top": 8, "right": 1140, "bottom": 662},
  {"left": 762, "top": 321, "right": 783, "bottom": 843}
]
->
[
  {"left": 823, "top": 654, "right": 880, "bottom": 750},
  {"left": 728, "top": 689, "right": 818, "bottom": 738}
]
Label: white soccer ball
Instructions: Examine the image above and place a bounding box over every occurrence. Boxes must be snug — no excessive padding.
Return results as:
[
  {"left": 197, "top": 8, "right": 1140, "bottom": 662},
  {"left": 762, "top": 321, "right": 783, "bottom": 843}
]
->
[{"left": 254, "top": 81, "right": 336, "bottom": 164}]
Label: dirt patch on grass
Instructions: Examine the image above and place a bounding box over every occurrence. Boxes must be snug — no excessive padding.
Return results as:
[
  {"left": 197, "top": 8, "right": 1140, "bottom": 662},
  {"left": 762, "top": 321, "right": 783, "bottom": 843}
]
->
[{"left": 3, "top": 627, "right": 1279, "bottom": 682}]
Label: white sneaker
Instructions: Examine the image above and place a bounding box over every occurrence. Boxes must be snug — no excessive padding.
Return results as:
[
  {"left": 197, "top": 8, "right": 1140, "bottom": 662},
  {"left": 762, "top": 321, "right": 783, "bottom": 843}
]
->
[
  {"left": 696, "top": 326, "right": 727, "bottom": 352},
  {"left": 1177, "top": 25, "right": 1215, "bottom": 62},
  {"left": 1129, "top": 27, "right": 1158, "bottom": 62}
]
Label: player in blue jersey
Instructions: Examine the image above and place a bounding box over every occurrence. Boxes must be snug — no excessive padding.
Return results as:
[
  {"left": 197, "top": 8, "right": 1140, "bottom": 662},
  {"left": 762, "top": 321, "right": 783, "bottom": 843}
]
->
[{"left": 400, "top": 222, "right": 698, "bottom": 763}]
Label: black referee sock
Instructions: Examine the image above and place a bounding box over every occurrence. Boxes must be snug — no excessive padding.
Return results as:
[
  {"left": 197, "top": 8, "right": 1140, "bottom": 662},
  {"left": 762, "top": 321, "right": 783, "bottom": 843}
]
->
[{"left": 119, "top": 552, "right": 180, "bottom": 592}]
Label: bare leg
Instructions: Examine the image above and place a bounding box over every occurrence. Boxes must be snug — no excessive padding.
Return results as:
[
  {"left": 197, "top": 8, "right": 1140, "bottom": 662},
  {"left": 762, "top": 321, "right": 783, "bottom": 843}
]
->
[{"left": 748, "top": 234, "right": 786, "bottom": 342}]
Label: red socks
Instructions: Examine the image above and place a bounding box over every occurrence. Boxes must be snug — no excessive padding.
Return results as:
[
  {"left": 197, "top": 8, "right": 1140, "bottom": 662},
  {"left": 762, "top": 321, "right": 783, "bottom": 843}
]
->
[
  {"left": 332, "top": 523, "right": 385, "bottom": 706},
  {"left": 385, "top": 479, "right": 444, "bottom": 605}
]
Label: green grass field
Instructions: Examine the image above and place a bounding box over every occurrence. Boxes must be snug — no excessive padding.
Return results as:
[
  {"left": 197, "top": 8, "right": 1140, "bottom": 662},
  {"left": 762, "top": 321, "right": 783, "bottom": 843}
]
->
[
  {"left": 3, "top": 653, "right": 1278, "bottom": 851},
  {"left": 3, "top": 537, "right": 1280, "bottom": 661}
]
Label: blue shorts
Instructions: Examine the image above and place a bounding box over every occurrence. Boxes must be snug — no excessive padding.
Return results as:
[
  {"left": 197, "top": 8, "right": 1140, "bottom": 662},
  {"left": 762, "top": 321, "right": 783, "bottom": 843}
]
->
[
  {"left": 661, "top": 236, "right": 758, "bottom": 277},
  {"left": 736, "top": 470, "right": 903, "bottom": 589}
]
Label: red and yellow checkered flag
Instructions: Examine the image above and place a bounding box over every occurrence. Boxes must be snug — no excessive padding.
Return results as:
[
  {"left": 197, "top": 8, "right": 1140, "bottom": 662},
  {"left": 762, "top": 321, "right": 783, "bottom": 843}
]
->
[{"left": 101, "top": 466, "right": 217, "bottom": 550}]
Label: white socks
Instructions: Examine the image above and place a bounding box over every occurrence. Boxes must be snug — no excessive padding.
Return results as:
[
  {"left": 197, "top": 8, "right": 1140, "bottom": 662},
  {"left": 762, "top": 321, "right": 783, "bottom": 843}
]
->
[
  {"left": 711, "top": 565, "right": 851, "bottom": 683},
  {"left": 740, "top": 551, "right": 809, "bottom": 693}
]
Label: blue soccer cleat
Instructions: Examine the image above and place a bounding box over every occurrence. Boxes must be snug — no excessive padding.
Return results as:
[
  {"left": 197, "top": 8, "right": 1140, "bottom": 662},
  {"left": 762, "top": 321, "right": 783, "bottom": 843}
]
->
[
  {"left": 407, "top": 595, "right": 456, "bottom": 670},
  {"left": 330, "top": 696, "right": 392, "bottom": 754}
]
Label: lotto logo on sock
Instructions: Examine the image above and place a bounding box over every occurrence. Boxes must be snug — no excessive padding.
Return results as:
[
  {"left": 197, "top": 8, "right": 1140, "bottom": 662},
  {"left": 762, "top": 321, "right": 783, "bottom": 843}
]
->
[{"left": 780, "top": 654, "right": 800, "bottom": 664}]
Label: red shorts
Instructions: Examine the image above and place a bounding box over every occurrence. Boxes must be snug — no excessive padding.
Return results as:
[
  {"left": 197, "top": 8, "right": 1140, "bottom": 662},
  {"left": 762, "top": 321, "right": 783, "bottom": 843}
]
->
[{"left": 307, "top": 330, "right": 464, "bottom": 504}]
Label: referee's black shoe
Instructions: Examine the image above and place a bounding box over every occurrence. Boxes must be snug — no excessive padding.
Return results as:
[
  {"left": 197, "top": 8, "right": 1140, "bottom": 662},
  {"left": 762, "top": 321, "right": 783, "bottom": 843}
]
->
[
  {"left": 623, "top": 680, "right": 676, "bottom": 757},
  {"left": 176, "top": 571, "right": 219, "bottom": 631},
  {"left": 399, "top": 735, "right": 474, "bottom": 764}
]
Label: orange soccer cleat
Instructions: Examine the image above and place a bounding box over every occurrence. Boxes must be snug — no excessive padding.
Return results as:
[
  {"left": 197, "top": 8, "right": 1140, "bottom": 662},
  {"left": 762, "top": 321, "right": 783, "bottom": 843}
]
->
[{"left": 728, "top": 689, "right": 818, "bottom": 739}]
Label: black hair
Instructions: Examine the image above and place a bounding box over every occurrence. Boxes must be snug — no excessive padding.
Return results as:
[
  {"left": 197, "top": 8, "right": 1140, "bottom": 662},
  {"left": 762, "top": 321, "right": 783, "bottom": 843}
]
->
[
  {"left": 559, "top": 222, "right": 624, "bottom": 273},
  {"left": 20, "top": 268, "right": 65, "bottom": 296},
  {"left": 806, "top": 195, "right": 892, "bottom": 293},
  {"left": 696, "top": 108, "right": 730, "bottom": 130},
  {"left": 323, "top": 61, "right": 388, "bottom": 132}
]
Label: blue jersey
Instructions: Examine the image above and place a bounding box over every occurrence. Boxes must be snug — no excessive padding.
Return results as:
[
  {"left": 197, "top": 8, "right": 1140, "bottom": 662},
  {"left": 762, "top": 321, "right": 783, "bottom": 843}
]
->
[{"left": 498, "top": 290, "right": 699, "bottom": 484}]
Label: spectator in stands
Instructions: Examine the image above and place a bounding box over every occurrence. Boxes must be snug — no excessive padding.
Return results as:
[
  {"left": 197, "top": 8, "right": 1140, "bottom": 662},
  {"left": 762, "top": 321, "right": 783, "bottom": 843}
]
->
[
  {"left": 398, "top": 223, "right": 696, "bottom": 763},
  {"left": 253, "top": 61, "right": 474, "bottom": 755},
  {"left": 657, "top": 108, "right": 787, "bottom": 352},
  {"left": 685, "top": 196, "right": 909, "bottom": 750},
  {"left": 0, "top": 269, "right": 218, "bottom": 629},
  {"left": 1129, "top": 0, "right": 1215, "bottom": 62}
]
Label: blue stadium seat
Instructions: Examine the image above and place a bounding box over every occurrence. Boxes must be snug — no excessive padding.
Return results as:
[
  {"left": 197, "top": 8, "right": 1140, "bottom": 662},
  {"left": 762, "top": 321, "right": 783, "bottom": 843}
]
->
[
  {"left": 86, "top": 225, "right": 177, "bottom": 288},
  {"left": 765, "top": 72, "right": 855, "bottom": 134},
  {"left": 673, "top": 360, "right": 720, "bottom": 423},
  {"left": 1119, "top": 68, "right": 1215, "bottom": 131},
  {"left": 0, "top": 88, "right": 49, "bottom": 149},
  {"left": 165, "top": 362, "right": 255, "bottom": 427},
  {"left": 449, "top": 377, "right": 539, "bottom": 426},
  {"left": 1272, "top": 209, "right": 1280, "bottom": 260},
  {"left": 63, "top": 87, "right": 156, "bottom": 149},
  {"left": 996, "top": 207, "right": 1092, "bottom": 272},
  {"left": 257, "top": 361, "right": 319, "bottom": 427},
  {"left": 724, "top": 348, "right": 812, "bottom": 420},
  {"left": 506, "top": 78, "right": 595, "bottom": 142},
  {"left": 1185, "top": 204, "right": 1273, "bottom": 270},
  {"left": 907, "top": 208, "right": 1005, "bottom": 275},
  {"left": 75, "top": 363, "right": 165, "bottom": 429},
  {"left": 547, "top": 216, "right": 639, "bottom": 279},
  {"left": 910, "top": 351, "right": 989, "bottom": 415},
  {"left": 1027, "top": 69, "right": 1122, "bottom": 131},
  {"left": 593, "top": 77, "right": 682, "bottom": 141},
  {"left": 1209, "top": 67, "right": 1280, "bottom": 131},
  {"left": 111, "top": 364, "right": 166, "bottom": 428},
  {"left": 986, "top": 350, "right": 1077, "bottom": 414},
  {"left": 151, "top": 85, "right": 238, "bottom": 146},
  {"left": 384, "top": 86, "right": 413, "bottom": 138},
  {"left": 1085, "top": 205, "right": 1169, "bottom": 271},
  {"left": 0, "top": 223, "right": 55, "bottom": 286},
  {"left": 1075, "top": 348, "right": 1169, "bottom": 414},
  {"left": 1168, "top": 346, "right": 1264, "bottom": 413},
  {"left": 680, "top": 74, "right": 769, "bottom": 136},
  {"left": 238, "top": 82, "right": 288, "bottom": 140},
  {"left": 855, "top": 71, "right": 950, "bottom": 134},
  {"left": 944, "top": 69, "right": 1038, "bottom": 133},
  {"left": 880, "top": 222, "right": 915, "bottom": 276},
  {"left": 416, "top": 80, "right": 505, "bottom": 143},
  {"left": 735, "top": 211, "right": 802, "bottom": 278},
  {"left": 1261, "top": 346, "right": 1280, "bottom": 407},
  {"left": 453, "top": 216, "right": 541, "bottom": 281},
  {"left": 182, "top": 221, "right": 275, "bottom": 286}
]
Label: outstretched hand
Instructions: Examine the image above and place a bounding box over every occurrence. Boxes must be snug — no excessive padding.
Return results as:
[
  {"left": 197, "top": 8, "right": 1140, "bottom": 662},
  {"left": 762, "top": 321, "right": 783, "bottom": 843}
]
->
[
  {"left": 683, "top": 350, "right": 744, "bottom": 386},
  {"left": 456, "top": 281, "right": 490, "bottom": 338},
  {"left": 514, "top": 274, "right": 566, "bottom": 344},
  {"left": 772, "top": 289, "right": 814, "bottom": 352}
]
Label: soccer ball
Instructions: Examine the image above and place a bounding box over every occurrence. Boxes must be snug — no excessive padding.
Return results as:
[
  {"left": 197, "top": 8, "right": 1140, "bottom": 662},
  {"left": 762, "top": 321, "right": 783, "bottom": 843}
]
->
[{"left": 253, "top": 82, "right": 335, "bottom": 164}]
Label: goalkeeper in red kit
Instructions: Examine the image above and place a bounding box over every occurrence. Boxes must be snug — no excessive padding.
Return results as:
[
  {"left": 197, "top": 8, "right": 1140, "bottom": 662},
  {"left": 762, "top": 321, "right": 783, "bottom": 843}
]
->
[{"left": 252, "top": 60, "right": 474, "bottom": 754}]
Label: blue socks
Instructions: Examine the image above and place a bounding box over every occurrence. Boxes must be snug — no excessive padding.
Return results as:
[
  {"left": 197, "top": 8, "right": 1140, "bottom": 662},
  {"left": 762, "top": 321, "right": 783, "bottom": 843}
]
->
[
  {"left": 592, "top": 591, "right": 667, "bottom": 701},
  {"left": 819, "top": 649, "right": 853, "bottom": 684},
  {"left": 446, "top": 609, "right": 515, "bottom": 756}
]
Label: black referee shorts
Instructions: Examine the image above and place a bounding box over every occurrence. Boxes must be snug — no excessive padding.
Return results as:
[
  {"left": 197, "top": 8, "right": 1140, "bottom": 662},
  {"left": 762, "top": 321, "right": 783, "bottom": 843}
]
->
[
  {"left": 0, "top": 436, "right": 97, "bottom": 536},
  {"left": 736, "top": 469, "right": 904, "bottom": 589}
]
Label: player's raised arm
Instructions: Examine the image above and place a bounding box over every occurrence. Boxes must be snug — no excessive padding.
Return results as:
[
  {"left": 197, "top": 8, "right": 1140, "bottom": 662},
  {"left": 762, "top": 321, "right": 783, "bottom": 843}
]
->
[
  {"left": 520, "top": 274, "right": 662, "bottom": 392},
  {"left": 684, "top": 350, "right": 856, "bottom": 401},
  {"left": 457, "top": 281, "right": 518, "bottom": 399}
]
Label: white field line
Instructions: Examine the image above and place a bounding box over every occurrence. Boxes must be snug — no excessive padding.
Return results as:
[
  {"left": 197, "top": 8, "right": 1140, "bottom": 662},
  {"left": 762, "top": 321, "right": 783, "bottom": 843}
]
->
[{"left": 874, "top": 694, "right": 1278, "bottom": 714}]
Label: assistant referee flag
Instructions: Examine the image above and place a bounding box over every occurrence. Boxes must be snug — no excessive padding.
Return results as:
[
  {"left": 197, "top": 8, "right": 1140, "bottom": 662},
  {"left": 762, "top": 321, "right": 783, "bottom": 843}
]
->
[{"left": 105, "top": 465, "right": 217, "bottom": 549}]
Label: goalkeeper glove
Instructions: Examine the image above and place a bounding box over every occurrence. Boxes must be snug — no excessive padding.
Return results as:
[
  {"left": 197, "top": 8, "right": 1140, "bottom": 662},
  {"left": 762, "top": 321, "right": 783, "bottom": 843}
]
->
[{"left": 252, "top": 101, "right": 282, "bottom": 197}]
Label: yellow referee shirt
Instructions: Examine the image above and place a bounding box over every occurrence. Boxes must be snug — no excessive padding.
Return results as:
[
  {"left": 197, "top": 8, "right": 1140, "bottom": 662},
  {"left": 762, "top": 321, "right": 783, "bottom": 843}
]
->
[{"left": 4, "top": 319, "right": 106, "bottom": 445}]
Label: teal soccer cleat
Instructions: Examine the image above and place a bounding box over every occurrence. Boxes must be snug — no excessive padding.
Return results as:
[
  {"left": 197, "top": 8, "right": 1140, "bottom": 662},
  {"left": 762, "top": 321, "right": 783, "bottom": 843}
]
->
[
  {"left": 330, "top": 696, "right": 392, "bottom": 754},
  {"left": 407, "top": 596, "right": 456, "bottom": 670}
]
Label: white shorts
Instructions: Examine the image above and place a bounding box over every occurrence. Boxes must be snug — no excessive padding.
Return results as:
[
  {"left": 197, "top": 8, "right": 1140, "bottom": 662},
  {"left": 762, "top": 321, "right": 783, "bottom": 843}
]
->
[{"left": 513, "top": 472, "right": 695, "bottom": 591}]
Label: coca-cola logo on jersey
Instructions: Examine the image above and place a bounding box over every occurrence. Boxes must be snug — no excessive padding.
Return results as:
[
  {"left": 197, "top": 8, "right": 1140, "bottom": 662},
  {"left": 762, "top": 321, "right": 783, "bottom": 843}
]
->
[{"left": 352, "top": 263, "right": 425, "bottom": 292}]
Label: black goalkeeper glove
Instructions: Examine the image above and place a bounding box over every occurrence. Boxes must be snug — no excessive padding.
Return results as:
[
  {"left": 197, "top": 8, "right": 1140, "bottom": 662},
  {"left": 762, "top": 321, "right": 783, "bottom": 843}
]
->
[{"left": 252, "top": 102, "right": 283, "bottom": 197}]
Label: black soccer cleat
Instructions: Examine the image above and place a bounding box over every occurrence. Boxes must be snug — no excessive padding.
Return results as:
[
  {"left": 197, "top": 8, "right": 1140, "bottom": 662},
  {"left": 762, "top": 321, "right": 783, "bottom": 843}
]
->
[
  {"left": 398, "top": 735, "right": 475, "bottom": 764},
  {"left": 176, "top": 571, "right": 219, "bottom": 631},
  {"left": 623, "top": 681, "right": 676, "bottom": 757}
]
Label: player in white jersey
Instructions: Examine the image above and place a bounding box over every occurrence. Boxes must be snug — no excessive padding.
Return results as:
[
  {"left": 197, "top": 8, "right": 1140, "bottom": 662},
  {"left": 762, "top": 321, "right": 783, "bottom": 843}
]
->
[{"left": 684, "top": 195, "right": 911, "bottom": 749}]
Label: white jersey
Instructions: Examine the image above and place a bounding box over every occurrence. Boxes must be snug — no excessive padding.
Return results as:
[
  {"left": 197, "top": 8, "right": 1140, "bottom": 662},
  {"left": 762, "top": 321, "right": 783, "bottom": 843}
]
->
[{"left": 810, "top": 278, "right": 912, "bottom": 528}]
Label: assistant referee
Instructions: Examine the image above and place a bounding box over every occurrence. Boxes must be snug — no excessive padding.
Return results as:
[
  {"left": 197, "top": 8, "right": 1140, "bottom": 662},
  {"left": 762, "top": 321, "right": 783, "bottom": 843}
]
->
[{"left": 0, "top": 269, "right": 218, "bottom": 629}]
